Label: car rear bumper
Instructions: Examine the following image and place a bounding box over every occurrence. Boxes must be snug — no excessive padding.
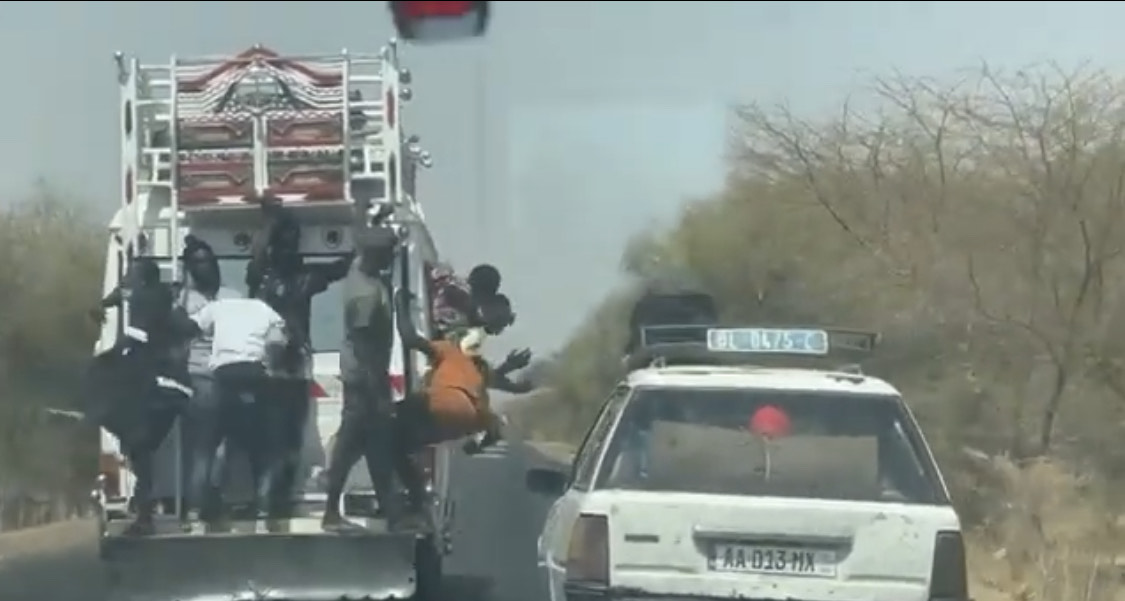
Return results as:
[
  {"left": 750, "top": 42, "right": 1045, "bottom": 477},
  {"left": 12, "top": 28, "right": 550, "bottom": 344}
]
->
[{"left": 565, "top": 573, "right": 932, "bottom": 601}]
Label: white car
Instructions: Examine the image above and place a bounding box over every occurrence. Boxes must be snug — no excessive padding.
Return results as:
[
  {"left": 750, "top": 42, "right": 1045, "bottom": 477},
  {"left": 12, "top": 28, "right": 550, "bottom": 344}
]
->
[{"left": 527, "top": 326, "right": 969, "bottom": 601}]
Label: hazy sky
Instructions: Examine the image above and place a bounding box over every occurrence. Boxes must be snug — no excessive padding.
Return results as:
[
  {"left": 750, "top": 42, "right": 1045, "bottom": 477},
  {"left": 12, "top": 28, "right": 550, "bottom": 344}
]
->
[{"left": 3, "top": 1, "right": 1125, "bottom": 350}]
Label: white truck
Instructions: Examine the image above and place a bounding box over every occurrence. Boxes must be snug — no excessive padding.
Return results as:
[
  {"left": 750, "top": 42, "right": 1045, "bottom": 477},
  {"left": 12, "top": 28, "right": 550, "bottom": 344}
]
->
[{"left": 93, "top": 39, "right": 452, "bottom": 601}]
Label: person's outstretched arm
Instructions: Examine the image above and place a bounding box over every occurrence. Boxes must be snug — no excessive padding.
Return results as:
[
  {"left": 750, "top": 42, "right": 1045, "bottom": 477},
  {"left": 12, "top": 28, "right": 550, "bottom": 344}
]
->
[
  {"left": 489, "top": 371, "right": 534, "bottom": 394},
  {"left": 494, "top": 348, "right": 532, "bottom": 378},
  {"left": 246, "top": 195, "right": 289, "bottom": 296},
  {"left": 310, "top": 252, "right": 355, "bottom": 289},
  {"left": 245, "top": 260, "right": 263, "bottom": 298},
  {"left": 169, "top": 305, "right": 202, "bottom": 341},
  {"left": 189, "top": 301, "right": 216, "bottom": 338},
  {"left": 99, "top": 286, "right": 124, "bottom": 308},
  {"left": 394, "top": 288, "right": 436, "bottom": 361}
]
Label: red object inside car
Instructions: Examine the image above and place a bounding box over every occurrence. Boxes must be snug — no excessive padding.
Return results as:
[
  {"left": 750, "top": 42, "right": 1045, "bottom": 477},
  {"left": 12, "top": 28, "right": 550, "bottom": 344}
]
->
[{"left": 749, "top": 404, "right": 791, "bottom": 438}]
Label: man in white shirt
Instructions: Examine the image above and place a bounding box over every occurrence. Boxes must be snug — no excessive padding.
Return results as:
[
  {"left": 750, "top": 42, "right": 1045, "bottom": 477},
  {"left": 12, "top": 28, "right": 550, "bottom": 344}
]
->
[{"left": 186, "top": 297, "right": 288, "bottom": 523}]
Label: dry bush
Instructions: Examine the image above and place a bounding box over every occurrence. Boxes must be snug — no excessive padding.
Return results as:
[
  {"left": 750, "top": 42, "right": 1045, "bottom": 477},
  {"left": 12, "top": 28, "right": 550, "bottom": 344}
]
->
[
  {"left": 968, "top": 457, "right": 1122, "bottom": 601},
  {"left": 0, "top": 186, "right": 103, "bottom": 530},
  {"left": 538, "top": 63, "right": 1125, "bottom": 595}
]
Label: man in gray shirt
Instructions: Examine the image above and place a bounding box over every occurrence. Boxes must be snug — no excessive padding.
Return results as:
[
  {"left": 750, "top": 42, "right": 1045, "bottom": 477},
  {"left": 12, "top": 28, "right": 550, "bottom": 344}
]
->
[{"left": 322, "top": 225, "right": 402, "bottom": 530}]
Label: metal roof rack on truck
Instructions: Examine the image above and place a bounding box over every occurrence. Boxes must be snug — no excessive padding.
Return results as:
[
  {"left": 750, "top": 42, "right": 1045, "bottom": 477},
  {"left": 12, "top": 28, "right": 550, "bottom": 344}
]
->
[
  {"left": 624, "top": 324, "right": 879, "bottom": 373},
  {"left": 110, "top": 37, "right": 429, "bottom": 270}
]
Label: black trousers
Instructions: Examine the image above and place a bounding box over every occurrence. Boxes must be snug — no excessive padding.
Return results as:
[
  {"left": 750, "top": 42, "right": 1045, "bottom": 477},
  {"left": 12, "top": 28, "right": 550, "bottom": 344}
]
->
[
  {"left": 182, "top": 374, "right": 221, "bottom": 518},
  {"left": 267, "top": 376, "right": 312, "bottom": 518},
  {"left": 390, "top": 392, "right": 435, "bottom": 510},
  {"left": 209, "top": 362, "right": 274, "bottom": 515},
  {"left": 88, "top": 342, "right": 188, "bottom": 520},
  {"left": 126, "top": 391, "right": 183, "bottom": 519}
]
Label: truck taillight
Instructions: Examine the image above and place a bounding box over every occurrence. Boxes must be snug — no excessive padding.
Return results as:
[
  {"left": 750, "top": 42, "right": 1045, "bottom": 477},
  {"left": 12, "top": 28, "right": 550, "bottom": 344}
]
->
[
  {"left": 309, "top": 380, "right": 329, "bottom": 399},
  {"left": 929, "top": 530, "right": 969, "bottom": 601},
  {"left": 390, "top": 373, "right": 406, "bottom": 398},
  {"left": 99, "top": 453, "right": 122, "bottom": 497},
  {"left": 565, "top": 514, "right": 610, "bottom": 586}
]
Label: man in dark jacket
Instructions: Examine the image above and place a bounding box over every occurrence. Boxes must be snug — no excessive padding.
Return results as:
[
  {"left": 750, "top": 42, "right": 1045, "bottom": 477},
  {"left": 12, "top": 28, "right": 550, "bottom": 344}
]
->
[
  {"left": 245, "top": 196, "right": 351, "bottom": 520},
  {"left": 89, "top": 256, "right": 196, "bottom": 535}
]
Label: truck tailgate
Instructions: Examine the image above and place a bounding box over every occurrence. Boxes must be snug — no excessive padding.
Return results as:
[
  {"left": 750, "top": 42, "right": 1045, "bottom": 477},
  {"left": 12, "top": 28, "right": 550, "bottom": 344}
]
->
[{"left": 102, "top": 530, "right": 417, "bottom": 601}]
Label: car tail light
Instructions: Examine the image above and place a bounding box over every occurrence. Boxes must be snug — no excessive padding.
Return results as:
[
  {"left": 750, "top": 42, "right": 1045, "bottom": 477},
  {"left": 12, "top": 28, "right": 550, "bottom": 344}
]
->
[
  {"left": 99, "top": 452, "right": 122, "bottom": 497},
  {"left": 929, "top": 531, "right": 969, "bottom": 601},
  {"left": 565, "top": 514, "right": 610, "bottom": 585}
]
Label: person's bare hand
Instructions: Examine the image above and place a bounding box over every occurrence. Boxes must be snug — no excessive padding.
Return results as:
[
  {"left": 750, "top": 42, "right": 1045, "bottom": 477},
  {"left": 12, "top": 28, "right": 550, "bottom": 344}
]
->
[
  {"left": 396, "top": 288, "right": 417, "bottom": 304},
  {"left": 257, "top": 194, "right": 284, "bottom": 216},
  {"left": 369, "top": 202, "right": 395, "bottom": 226},
  {"left": 499, "top": 348, "right": 532, "bottom": 372}
]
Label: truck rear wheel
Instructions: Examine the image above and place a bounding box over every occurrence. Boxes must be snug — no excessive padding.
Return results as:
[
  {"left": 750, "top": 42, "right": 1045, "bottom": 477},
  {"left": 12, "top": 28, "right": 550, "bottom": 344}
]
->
[{"left": 414, "top": 535, "right": 443, "bottom": 601}]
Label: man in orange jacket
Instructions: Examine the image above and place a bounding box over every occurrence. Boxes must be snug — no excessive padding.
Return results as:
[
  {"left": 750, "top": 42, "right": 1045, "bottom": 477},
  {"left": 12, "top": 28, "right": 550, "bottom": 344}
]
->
[{"left": 390, "top": 288, "right": 531, "bottom": 516}]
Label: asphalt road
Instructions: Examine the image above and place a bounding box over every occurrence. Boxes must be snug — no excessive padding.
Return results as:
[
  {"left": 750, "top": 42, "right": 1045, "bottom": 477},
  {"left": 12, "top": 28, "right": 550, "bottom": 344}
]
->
[
  {"left": 0, "top": 436, "right": 563, "bottom": 601},
  {"left": 442, "top": 437, "right": 560, "bottom": 601}
]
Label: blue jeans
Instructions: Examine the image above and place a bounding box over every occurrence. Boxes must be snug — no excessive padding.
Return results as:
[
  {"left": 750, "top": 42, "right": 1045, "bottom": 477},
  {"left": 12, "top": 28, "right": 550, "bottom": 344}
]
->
[{"left": 183, "top": 373, "right": 221, "bottom": 518}]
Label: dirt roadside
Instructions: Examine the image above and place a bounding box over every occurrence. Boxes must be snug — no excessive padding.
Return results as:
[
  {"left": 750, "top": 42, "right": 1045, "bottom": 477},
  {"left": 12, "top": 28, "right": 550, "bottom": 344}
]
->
[{"left": 0, "top": 518, "right": 108, "bottom": 599}]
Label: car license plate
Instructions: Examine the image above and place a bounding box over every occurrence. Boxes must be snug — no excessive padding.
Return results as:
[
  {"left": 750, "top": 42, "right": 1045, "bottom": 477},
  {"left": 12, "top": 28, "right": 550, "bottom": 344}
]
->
[{"left": 710, "top": 543, "right": 837, "bottom": 577}]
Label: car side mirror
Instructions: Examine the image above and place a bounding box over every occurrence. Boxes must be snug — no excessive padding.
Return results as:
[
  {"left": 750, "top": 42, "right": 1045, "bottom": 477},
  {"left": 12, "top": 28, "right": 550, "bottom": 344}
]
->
[{"left": 525, "top": 468, "right": 568, "bottom": 497}]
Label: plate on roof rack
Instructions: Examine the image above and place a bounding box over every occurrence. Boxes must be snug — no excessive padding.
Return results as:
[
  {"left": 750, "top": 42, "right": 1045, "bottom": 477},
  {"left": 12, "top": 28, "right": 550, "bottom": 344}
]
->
[
  {"left": 706, "top": 327, "right": 829, "bottom": 355},
  {"left": 626, "top": 324, "right": 878, "bottom": 371}
]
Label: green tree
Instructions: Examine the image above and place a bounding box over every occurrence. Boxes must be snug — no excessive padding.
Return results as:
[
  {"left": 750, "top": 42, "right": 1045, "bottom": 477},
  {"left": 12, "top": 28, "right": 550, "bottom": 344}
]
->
[
  {"left": 0, "top": 186, "right": 103, "bottom": 529},
  {"left": 532, "top": 62, "right": 1125, "bottom": 512}
]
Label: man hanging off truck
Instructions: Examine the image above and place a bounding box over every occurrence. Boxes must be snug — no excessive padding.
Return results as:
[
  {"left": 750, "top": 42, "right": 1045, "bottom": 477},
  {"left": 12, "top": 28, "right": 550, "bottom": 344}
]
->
[
  {"left": 390, "top": 287, "right": 534, "bottom": 505},
  {"left": 430, "top": 262, "right": 515, "bottom": 337},
  {"left": 245, "top": 195, "right": 353, "bottom": 520},
  {"left": 321, "top": 224, "right": 409, "bottom": 531},
  {"left": 87, "top": 256, "right": 197, "bottom": 535}
]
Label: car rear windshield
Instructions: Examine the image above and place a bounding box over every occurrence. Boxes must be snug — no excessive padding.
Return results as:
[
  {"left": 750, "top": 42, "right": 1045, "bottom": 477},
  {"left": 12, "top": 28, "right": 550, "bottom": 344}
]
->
[{"left": 594, "top": 386, "right": 946, "bottom": 504}]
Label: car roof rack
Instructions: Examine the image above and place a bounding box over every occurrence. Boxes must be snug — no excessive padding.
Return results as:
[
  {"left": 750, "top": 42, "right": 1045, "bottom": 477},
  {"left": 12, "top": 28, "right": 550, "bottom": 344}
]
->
[{"left": 624, "top": 324, "right": 879, "bottom": 373}]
